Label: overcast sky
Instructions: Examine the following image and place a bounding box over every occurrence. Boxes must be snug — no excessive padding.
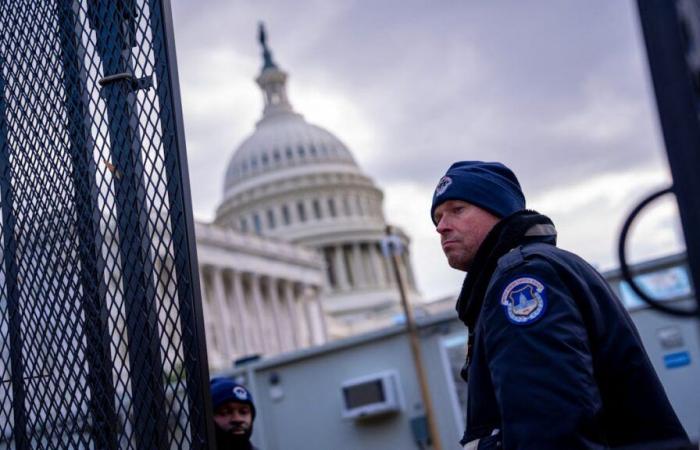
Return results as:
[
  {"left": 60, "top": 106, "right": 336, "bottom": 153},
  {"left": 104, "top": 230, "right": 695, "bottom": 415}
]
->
[{"left": 170, "top": 0, "right": 685, "bottom": 300}]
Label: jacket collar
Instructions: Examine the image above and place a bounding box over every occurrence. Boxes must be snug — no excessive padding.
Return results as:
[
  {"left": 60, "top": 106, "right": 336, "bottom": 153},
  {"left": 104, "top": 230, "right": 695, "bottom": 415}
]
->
[{"left": 455, "top": 210, "right": 556, "bottom": 328}]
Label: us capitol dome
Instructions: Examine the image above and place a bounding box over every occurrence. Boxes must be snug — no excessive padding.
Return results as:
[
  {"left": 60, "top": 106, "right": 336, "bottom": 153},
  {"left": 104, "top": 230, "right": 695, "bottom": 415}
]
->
[{"left": 196, "top": 25, "right": 421, "bottom": 369}]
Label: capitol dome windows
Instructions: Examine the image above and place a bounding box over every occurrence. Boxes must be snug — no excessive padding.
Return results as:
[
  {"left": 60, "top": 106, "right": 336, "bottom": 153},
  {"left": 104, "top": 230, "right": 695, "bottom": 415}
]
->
[
  {"left": 342, "top": 196, "right": 351, "bottom": 216},
  {"left": 267, "top": 209, "right": 276, "bottom": 229},
  {"left": 282, "top": 205, "right": 291, "bottom": 225},
  {"left": 253, "top": 213, "right": 262, "bottom": 235},
  {"left": 297, "top": 145, "right": 306, "bottom": 159},
  {"left": 312, "top": 199, "right": 322, "bottom": 220},
  {"left": 355, "top": 195, "right": 364, "bottom": 216},
  {"left": 261, "top": 153, "right": 269, "bottom": 166},
  {"left": 227, "top": 193, "right": 388, "bottom": 232},
  {"left": 297, "top": 202, "right": 307, "bottom": 222},
  {"left": 286, "top": 146, "right": 293, "bottom": 160},
  {"left": 273, "top": 149, "right": 281, "bottom": 163}
]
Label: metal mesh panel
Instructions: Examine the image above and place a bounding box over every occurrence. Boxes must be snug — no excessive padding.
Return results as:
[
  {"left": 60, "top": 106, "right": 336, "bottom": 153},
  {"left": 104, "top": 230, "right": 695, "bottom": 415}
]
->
[{"left": 0, "top": 1, "right": 214, "bottom": 448}]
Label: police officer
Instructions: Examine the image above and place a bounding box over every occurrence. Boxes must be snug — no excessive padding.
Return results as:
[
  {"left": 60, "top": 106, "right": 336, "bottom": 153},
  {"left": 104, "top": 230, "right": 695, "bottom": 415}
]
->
[
  {"left": 210, "top": 378, "right": 259, "bottom": 450},
  {"left": 431, "top": 161, "right": 689, "bottom": 449}
]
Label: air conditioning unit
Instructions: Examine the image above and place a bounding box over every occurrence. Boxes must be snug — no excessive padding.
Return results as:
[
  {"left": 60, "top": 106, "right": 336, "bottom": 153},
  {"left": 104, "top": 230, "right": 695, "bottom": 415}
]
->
[{"left": 340, "top": 370, "right": 403, "bottom": 420}]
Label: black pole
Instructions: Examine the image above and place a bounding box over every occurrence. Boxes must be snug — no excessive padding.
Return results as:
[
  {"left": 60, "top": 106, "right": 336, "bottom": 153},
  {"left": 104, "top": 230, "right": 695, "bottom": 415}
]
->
[
  {"left": 636, "top": 0, "right": 700, "bottom": 320},
  {"left": 0, "top": 52, "right": 29, "bottom": 450},
  {"left": 148, "top": 0, "right": 216, "bottom": 447},
  {"left": 87, "top": 1, "right": 169, "bottom": 447},
  {"left": 57, "top": 2, "right": 119, "bottom": 448}
]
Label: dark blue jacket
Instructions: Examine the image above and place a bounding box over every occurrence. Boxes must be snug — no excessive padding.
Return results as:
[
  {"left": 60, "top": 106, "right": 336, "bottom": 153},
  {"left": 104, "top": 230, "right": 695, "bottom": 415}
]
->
[{"left": 461, "top": 234, "right": 689, "bottom": 449}]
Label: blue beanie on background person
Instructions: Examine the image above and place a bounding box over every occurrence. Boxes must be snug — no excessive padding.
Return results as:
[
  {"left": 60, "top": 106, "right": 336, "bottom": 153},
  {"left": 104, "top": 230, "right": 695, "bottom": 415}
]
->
[
  {"left": 210, "top": 377, "right": 256, "bottom": 419},
  {"left": 431, "top": 161, "right": 526, "bottom": 223}
]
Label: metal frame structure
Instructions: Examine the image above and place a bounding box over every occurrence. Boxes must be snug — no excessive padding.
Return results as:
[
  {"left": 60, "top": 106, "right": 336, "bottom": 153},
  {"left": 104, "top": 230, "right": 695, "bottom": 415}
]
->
[
  {"left": 633, "top": 0, "right": 700, "bottom": 320},
  {"left": 0, "top": 1, "right": 215, "bottom": 448}
]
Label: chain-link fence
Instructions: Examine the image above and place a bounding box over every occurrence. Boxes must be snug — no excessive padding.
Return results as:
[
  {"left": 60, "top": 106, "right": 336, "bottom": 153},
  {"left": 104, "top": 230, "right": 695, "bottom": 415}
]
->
[{"left": 0, "top": 1, "right": 214, "bottom": 448}]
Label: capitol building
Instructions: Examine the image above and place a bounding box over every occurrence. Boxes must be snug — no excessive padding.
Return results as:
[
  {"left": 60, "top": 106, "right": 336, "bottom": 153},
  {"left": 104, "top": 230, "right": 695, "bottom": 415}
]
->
[{"left": 195, "top": 27, "right": 421, "bottom": 370}]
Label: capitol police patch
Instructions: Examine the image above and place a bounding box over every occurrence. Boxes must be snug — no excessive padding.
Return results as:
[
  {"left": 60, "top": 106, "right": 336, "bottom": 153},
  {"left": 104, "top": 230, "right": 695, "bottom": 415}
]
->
[
  {"left": 434, "top": 175, "right": 452, "bottom": 197},
  {"left": 500, "top": 276, "right": 547, "bottom": 325},
  {"left": 233, "top": 386, "right": 249, "bottom": 401}
]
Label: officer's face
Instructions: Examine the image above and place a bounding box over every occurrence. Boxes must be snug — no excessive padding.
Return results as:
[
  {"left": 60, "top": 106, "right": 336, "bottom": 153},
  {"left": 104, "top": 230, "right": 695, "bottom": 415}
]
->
[
  {"left": 434, "top": 200, "right": 500, "bottom": 271},
  {"left": 213, "top": 401, "right": 253, "bottom": 436}
]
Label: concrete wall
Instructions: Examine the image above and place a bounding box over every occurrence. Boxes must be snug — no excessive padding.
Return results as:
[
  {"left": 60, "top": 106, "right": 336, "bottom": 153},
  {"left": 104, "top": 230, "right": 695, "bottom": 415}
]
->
[
  {"left": 628, "top": 301, "right": 700, "bottom": 440},
  {"left": 226, "top": 317, "right": 466, "bottom": 450}
]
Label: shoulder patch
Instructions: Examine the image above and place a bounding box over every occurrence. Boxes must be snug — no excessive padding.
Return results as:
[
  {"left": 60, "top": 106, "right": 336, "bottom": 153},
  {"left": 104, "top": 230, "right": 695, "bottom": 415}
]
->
[{"left": 499, "top": 276, "right": 547, "bottom": 325}]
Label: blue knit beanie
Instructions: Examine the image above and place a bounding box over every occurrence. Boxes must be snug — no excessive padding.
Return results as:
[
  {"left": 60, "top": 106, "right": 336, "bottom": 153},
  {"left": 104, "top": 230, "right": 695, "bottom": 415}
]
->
[
  {"left": 210, "top": 378, "right": 256, "bottom": 418},
  {"left": 431, "top": 161, "right": 525, "bottom": 223}
]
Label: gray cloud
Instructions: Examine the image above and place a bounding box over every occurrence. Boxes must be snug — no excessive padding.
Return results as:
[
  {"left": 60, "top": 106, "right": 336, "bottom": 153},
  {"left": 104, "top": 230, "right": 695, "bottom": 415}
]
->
[{"left": 171, "top": 0, "right": 679, "bottom": 299}]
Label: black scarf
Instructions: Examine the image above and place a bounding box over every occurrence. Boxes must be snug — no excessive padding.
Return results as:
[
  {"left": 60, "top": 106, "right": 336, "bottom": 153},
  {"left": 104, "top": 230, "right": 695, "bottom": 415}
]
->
[
  {"left": 456, "top": 209, "right": 555, "bottom": 329},
  {"left": 456, "top": 210, "right": 555, "bottom": 382}
]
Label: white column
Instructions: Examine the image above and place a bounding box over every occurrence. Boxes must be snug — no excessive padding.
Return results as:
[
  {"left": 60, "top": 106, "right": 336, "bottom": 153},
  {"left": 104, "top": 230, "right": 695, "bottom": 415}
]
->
[
  {"left": 302, "top": 288, "right": 316, "bottom": 346},
  {"left": 361, "top": 195, "right": 370, "bottom": 217},
  {"left": 291, "top": 200, "right": 300, "bottom": 223},
  {"left": 198, "top": 265, "right": 209, "bottom": 314},
  {"left": 369, "top": 242, "right": 387, "bottom": 287},
  {"left": 227, "top": 270, "right": 250, "bottom": 356},
  {"left": 249, "top": 273, "right": 268, "bottom": 354},
  {"left": 271, "top": 205, "right": 280, "bottom": 230},
  {"left": 237, "top": 271, "right": 253, "bottom": 354},
  {"left": 351, "top": 243, "right": 366, "bottom": 287},
  {"left": 305, "top": 197, "right": 316, "bottom": 221},
  {"left": 283, "top": 280, "right": 300, "bottom": 348},
  {"left": 265, "top": 277, "right": 284, "bottom": 353},
  {"left": 333, "top": 245, "right": 349, "bottom": 290},
  {"left": 198, "top": 266, "right": 215, "bottom": 355},
  {"left": 211, "top": 266, "right": 234, "bottom": 359},
  {"left": 321, "top": 246, "right": 334, "bottom": 289},
  {"left": 294, "top": 283, "right": 312, "bottom": 346},
  {"left": 312, "top": 288, "right": 328, "bottom": 343},
  {"left": 361, "top": 243, "right": 377, "bottom": 286},
  {"left": 320, "top": 195, "right": 331, "bottom": 220},
  {"left": 300, "top": 285, "right": 327, "bottom": 346},
  {"left": 355, "top": 194, "right": 364, "bottom": 216}
]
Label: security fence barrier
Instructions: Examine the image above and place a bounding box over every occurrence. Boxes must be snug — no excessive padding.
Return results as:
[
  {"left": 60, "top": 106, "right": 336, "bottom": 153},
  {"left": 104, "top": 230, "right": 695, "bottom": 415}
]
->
[{"left": 0, "top": 1, "right": 214, "bottom": 448}]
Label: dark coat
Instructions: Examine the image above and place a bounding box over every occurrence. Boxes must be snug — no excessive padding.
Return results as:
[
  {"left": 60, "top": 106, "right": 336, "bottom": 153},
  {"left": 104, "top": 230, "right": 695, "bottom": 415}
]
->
[{"left": 459, "top": 221, "right": 689, "bottom": 449}]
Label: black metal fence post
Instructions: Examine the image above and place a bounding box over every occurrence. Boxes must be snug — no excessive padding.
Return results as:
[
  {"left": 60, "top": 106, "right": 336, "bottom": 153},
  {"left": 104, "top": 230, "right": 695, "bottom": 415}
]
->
[
  {"left": 0, "top": 1, "right": 213, "bottom": 447},
  {"left": 148, "top": 0, "right": 216, "bottom": 447},
  {"left": 0, "top": 52, "right": 29, "bottom": 450},
  {"left": 636, "top": 0, "right": 700, "bottom": 319},
  {"left": 86, "top": 1, "right": 169, "bottom": 448},
  {"left": 57, "top": 2, "right": 119, "bottom": 448}
]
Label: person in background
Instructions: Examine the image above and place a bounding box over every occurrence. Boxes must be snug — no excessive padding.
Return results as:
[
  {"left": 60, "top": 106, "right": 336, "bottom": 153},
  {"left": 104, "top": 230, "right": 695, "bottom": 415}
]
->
[
  {"left": 431, "top": 161, "right": 690, "bottom": 450},
  {"left": 210, "top": 378, "right": 259, "bottom": 450}
]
